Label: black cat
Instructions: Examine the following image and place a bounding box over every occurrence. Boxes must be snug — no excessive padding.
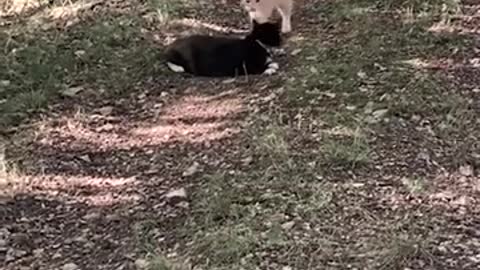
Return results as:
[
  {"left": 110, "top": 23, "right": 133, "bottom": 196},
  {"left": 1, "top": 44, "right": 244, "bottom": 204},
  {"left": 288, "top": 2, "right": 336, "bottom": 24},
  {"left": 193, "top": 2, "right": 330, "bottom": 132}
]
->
[{"left": 165, "top": 20, "right": 282, "bottom": 77}]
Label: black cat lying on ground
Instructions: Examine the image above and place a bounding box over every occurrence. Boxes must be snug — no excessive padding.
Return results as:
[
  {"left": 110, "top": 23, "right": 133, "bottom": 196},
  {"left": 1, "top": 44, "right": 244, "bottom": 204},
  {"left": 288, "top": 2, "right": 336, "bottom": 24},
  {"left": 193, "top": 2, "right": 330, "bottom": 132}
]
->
[{"left": 164, "top": 20, "right": 282, "bottom": 77}]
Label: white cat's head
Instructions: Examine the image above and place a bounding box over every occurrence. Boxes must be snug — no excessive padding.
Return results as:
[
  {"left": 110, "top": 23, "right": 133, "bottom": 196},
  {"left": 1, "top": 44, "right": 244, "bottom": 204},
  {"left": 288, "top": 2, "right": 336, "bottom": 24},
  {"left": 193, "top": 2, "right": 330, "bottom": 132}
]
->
[{"left": 240, "top": 0, "right": 261, "bottom": 12}]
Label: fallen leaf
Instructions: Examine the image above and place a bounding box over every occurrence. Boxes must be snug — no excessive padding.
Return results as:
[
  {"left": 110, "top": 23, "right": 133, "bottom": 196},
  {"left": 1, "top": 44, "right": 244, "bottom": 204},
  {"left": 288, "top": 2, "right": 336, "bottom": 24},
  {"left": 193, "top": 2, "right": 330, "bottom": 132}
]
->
[
  {"left": 281, "top": 221, "right": 295, "bottom": 230},
  {"left": 372, "top": 108, "right": 389, "bottom": 119},
  {"left": 183, "top": 162, "right": 200, "bottom": 177},
  {"left": 291, "top": 48, "right": 302, "bottom": 55}
]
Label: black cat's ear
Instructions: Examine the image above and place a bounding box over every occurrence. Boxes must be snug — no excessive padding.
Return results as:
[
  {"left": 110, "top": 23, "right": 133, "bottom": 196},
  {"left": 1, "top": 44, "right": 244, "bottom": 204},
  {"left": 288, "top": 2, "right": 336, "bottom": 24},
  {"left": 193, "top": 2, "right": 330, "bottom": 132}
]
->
[{"left": 252, "top": 19, "right": 259, "bottom": 26}]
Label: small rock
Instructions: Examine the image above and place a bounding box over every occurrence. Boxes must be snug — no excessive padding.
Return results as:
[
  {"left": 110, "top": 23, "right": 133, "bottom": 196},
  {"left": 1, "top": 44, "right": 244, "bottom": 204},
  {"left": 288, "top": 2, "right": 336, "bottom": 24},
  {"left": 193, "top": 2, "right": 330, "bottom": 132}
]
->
[
  {"left": 96, "top": 123, "right": 114, "bottom": 132},
  {"left": 459, "top": 165, "right": 473, "bottom": 177},
  {"left": 5, "top": 251, "right": 14, "bottom": 262},
  {"left": 62, "top": 263, "right": 79, "bottom": 270},
  {"left": 0, "top": 239, "right": 6, "bottom": 247},
  {"left": 374, "top": 62, "right": 387, "bottom": 71},
  {"left": 74, "top": 50, "right": 86, "bottom": 57},
  {"left": 281, "top": 221, "right": 295, "bottom": 230},
  {"left": 363, "top": 101, "right": 374, "bottom": 114},
  {"left": 176, "top": 201, "right": 190, "bottom": 209},
  {"left": 52, "top": 251, "right": 62, "bottom": 259},
  {"left": 261, "top": 92, "right": 276, "bottom": 103},
  {"left": 242, "top": 156, "right": 253, "bottom": 165},
  {"left": 322, "top": 92, "right": 336, "bottom": 98},
  {"left": 357, "top": 71, "right": 367, "bottom": 79},
  {"left": 452, "top": 196, "right": 469, "bottom": 206},
  {"left": 33, "top": 248, "right": 44, "bottom": 257},
  {"left": 82, "top": 212, "right": 100, "bottom": 220},
  {"left": 73, "top": 235, "right": 87, "bottom": 243},
  {"left": 78, "top": 154, "right": 91, "bottom": 163},
  {"left": 282, "top": 266, "right": 293, "bottom": 270},
  {"left": 135, "top": 258, "right": 148, "bottom": 269},
  {"left": 183, "top": 162, "right": 200, "bottom": 177},
  {"left": 0, "top": 80, "right": 10, "bottom": 86},
  {"left": 98, "top": 106, "right": 114, "bottom": 116}
]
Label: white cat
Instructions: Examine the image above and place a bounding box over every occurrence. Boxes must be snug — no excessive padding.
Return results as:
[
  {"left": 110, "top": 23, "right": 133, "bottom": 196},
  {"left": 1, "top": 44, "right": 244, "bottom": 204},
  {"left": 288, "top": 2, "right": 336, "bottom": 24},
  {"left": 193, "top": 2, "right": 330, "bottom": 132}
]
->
[{"left": 241, "top": 0, "right": 294, "bottom": 33}]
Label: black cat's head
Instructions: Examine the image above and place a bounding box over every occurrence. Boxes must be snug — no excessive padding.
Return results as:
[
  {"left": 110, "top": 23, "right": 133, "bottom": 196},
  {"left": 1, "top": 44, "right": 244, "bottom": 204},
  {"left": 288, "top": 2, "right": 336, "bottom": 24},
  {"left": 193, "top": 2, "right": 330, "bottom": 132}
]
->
[{"left": 247, "top": 20, "right": 282, "bottom": 47}]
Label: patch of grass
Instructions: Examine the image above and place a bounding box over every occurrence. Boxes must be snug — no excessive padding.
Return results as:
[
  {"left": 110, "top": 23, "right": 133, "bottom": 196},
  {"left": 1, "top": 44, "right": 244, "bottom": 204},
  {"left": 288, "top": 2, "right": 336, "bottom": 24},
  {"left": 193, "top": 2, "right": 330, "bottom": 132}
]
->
[
  {"left": 195, "top": 173, "right": 240, "bottom": 225},
  {"left": 256, "top": 124, "right": 290, "bottom": 163},
  {"left": 0, "top": 137, "right": 26, "bottom": 191},
  {"left": 147, "top": 0, "right": 189, "bottom": 24},
  {"left": 323, "top": 128, "right": 370, "bottom": 168},
  {"left": 286, "top": 0, "right": 470, "bottom": 111},
  {"left": 134, "top": 220, "right": 159, "bottom": 254},
  {"left": 0, "top": 10, "right": 164, "bottom": 131},
  {"left": 146, "top": 255, "right": 190, "bottom": 270},
  {"left": 434, "top": 94, "right": 476, "bottom": 136},
  {"left": 189, "top": 224, "right": 257, "bottom": 268},
  {"left": 401, "top": 176, "right": 426, "bottom": 194},
  {"left": 375, "top": 234, "right": 435, "bottom": 270}
]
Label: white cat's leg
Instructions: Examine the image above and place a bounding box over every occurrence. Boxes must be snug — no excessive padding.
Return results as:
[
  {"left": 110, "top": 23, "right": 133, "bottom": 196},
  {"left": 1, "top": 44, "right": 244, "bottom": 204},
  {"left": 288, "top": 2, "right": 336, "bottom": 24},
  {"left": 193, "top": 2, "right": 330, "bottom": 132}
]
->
[
  {"left": 277, "top": 0, "right": 293, "bottom": 33},
  {"left": 167, "top": 62, "right": 185, "bottom": 73}
]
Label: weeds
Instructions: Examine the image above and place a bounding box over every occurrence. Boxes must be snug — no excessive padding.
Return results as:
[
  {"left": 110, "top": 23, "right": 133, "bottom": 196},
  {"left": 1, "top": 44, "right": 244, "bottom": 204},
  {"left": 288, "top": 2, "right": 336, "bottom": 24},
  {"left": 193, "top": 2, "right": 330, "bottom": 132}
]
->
[
  {"left": 146, "top": 255, "right": 190, "bottom": 270},
  {"left": 323, "top": 128, "right": 370, "bottom": 168},
  {"left": 0, "top": 5, "right": 163, "bottom": 130},
  {"left": 375, "top": 234, "right": 435, "bottom": 270},
  {"left": 189, "top": 225, "right": 257, "bottom": 268}
]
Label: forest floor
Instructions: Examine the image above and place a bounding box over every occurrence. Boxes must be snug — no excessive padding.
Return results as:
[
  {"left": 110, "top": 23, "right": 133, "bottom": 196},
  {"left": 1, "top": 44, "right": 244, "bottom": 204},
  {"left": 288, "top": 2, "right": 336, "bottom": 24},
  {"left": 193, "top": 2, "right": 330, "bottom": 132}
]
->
[{"left": 1, "top": 0, "right": 480, "bottom": 269}]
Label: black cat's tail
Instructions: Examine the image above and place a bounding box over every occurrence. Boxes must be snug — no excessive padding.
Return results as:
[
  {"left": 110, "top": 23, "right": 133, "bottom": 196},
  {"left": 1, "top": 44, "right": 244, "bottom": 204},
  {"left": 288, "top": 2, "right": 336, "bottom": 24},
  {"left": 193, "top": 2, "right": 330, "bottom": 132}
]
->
[{"left": 246, "top": 20, "right": 282, "bottom": 47}]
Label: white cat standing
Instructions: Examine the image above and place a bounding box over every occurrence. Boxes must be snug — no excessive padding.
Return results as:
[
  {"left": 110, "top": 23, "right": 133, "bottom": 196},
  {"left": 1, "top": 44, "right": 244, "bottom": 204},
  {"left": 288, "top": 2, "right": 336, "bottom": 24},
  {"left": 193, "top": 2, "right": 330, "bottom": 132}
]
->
[{"left": 241, "top": 0, "right": 294, "bottom": 33}]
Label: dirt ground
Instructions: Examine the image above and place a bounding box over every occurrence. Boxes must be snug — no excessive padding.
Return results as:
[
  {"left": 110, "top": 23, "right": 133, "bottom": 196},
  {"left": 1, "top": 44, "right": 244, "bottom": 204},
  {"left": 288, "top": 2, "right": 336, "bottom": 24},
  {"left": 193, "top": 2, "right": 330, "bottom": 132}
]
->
[{"left": 1, "top": 0, "right": 479, "bottom": 269}]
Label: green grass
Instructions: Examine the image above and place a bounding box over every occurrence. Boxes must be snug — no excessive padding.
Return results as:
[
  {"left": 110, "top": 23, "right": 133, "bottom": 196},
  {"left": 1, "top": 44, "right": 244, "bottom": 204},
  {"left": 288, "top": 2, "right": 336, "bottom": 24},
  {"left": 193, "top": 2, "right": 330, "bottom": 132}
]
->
[
  {"left": 160, "top": 1, "right": 472, "bottom": 268},
  {"left": 145, "top": 255, "right": 190, "bottom": 270},
  {"left": 374, "top": 234, "right": 435, "bottom": 270},
  {"left": 0, "top": 3, "right": 165, "bottom": 131},
  {"left": 134, "top": 220, "right": 159, "bottom": 254},
  {"left": 148, "top": 0, "right": 190, "bottom": 24},
  {"left": 189, "top": 225, "right": 257, "bottom": 269},
  {"left": 401, "top": 176, "right": 427, "bottom": 194},
  {"left": 323, "top": 128, "right": 371, "bottom": 168}
]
